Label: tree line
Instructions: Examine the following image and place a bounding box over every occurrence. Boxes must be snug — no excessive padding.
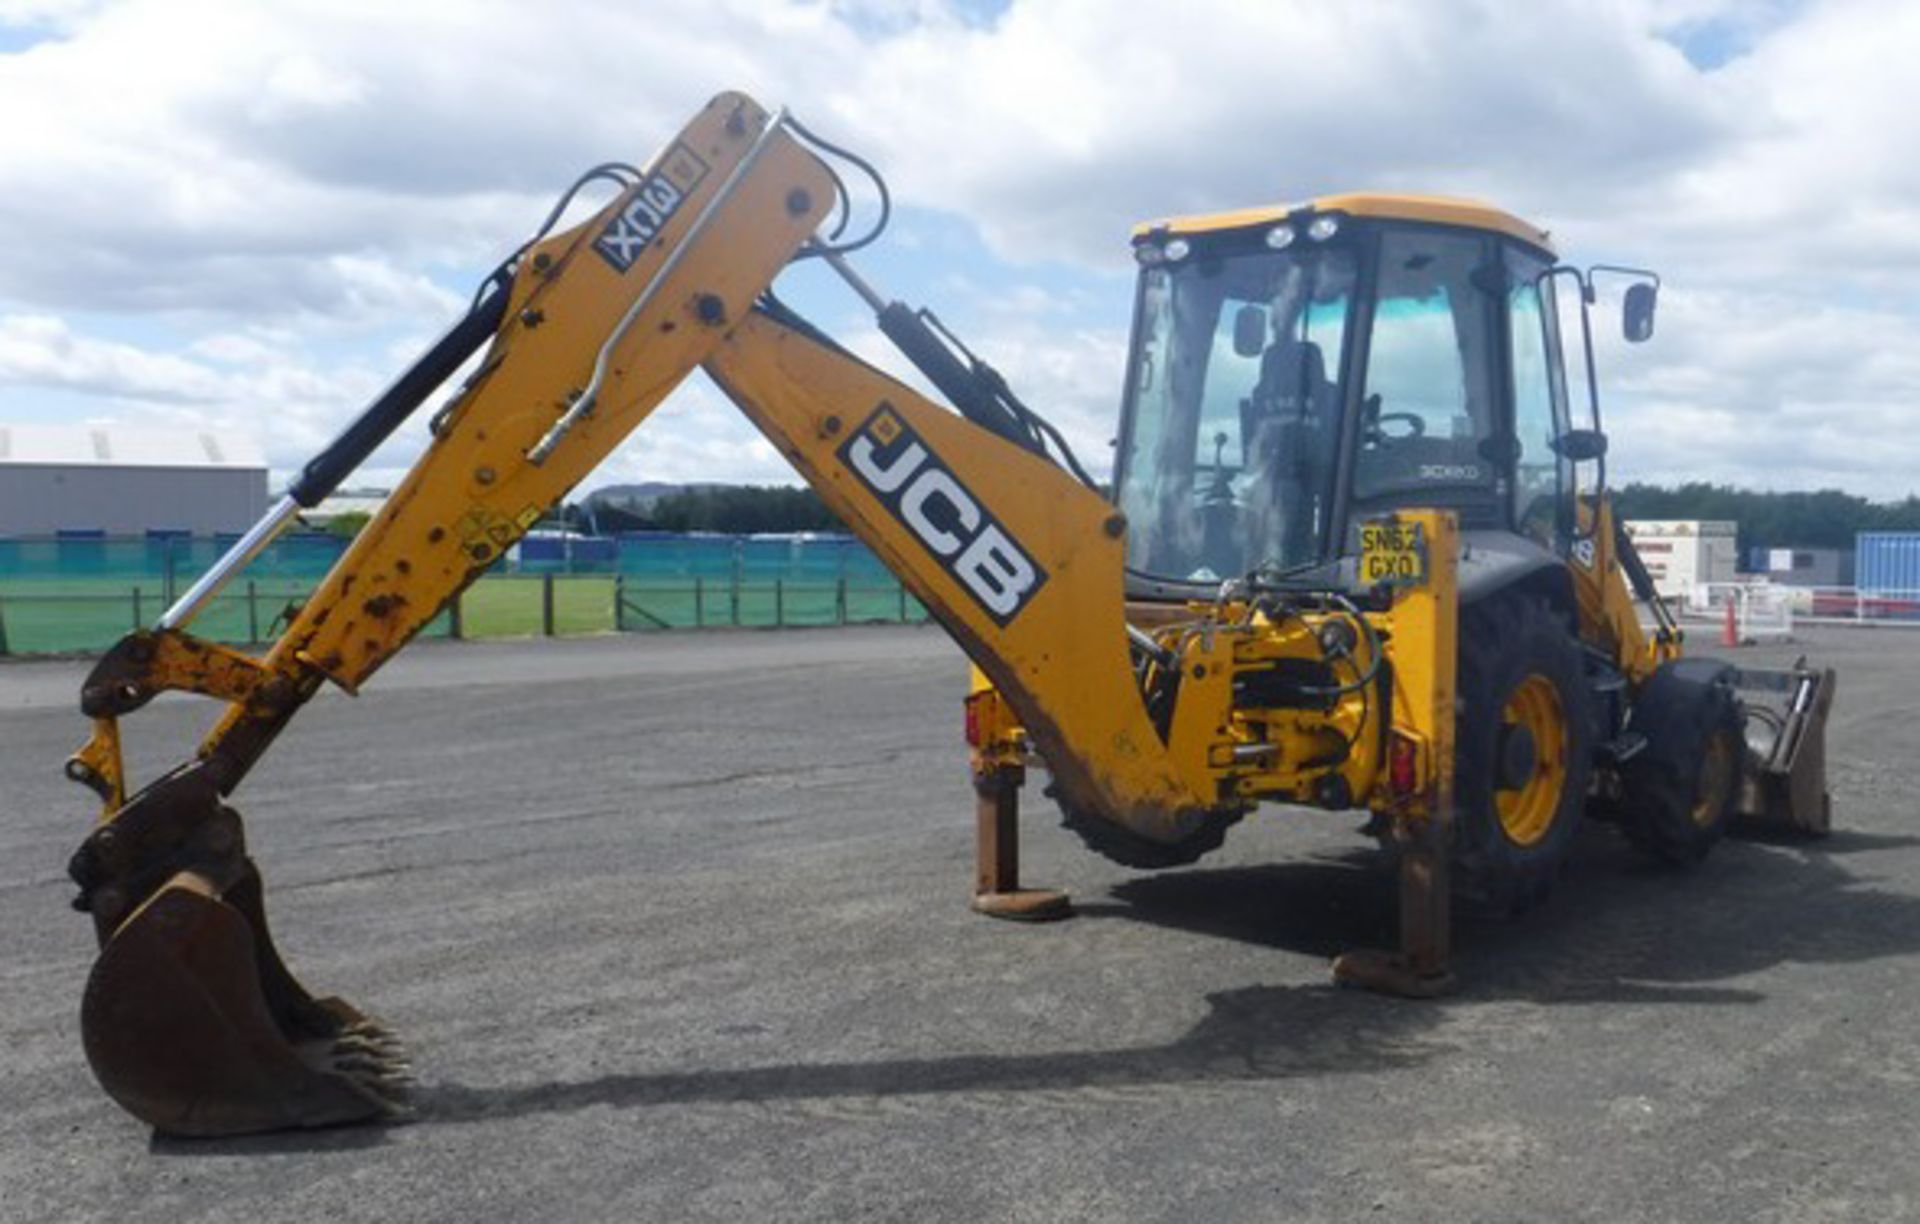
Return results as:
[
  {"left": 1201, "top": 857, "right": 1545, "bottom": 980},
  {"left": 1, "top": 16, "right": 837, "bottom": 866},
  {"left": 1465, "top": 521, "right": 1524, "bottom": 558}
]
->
[
  {"left": 581, "top": 482, "right": 1920, "bottom": 556},
  {"left": 580, "top": 482, "right": 1920, "bottom": 553},
  {"left": 333, "top": 482, "right": 1917, "bottom": 556},
  {"left": 572, "top": 485, "right": 844, "bottom": 535},
  {"left": 1613, "top": 483, "right": 1920, "bottom": 556}
]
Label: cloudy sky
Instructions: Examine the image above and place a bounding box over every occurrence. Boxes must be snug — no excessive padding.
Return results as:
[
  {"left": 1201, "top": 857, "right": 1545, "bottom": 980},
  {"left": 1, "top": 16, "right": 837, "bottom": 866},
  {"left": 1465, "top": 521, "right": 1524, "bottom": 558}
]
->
[{"left": 0, "top": 0, "right": 1914, "bottom": 499}]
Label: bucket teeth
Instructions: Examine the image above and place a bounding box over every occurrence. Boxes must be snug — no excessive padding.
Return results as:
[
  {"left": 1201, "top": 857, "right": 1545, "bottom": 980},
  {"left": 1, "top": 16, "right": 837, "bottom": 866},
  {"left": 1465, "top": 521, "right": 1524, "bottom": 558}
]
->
[
  {"left": 329, "top": 1031, "right": 404, "bottom": 1059},
  {"left": 321, "top": 1047, "right": 412, "bottom": 1077},
  {"left": 311, "top": 1043, "right": 415, "bottom": 1114},
  {"left": 315, "top": 1030, "right": 415, "bottom": 1093}
]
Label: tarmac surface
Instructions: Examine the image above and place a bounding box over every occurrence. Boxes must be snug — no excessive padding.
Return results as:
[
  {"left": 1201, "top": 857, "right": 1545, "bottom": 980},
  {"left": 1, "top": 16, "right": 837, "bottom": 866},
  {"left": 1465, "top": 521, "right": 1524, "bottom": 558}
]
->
[{"left": 2, "top": 623, "right": 1917, "bottom": 1222}]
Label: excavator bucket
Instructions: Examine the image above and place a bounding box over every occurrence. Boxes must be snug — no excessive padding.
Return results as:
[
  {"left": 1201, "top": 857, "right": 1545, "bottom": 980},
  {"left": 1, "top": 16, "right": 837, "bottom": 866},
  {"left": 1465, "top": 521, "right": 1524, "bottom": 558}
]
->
[
  {"left": 70, "top": 771, "right": 408, "bottom": 1137},
  {"left": 1728, "top": 661, "right": 1836, "bottom": 836}
]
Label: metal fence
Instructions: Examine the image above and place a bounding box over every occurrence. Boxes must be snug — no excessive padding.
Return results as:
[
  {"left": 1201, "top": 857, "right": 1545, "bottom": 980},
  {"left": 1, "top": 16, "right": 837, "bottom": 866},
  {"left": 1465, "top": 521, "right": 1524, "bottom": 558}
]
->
[
  {"left": 0, "top": 533, "right": 929, "bottom": 656},
  {"left": 1779, "top": 585, "right": 1920, "bottom": 626},
  {"left": 1676, "top": 582, "right": 1920, "bottom": 642}
]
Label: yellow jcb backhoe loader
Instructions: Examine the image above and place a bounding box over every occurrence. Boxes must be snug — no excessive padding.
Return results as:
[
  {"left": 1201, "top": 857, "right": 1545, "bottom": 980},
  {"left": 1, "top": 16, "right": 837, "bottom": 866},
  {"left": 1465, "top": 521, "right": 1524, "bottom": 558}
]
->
[{"left": 60, "top": 92, "right": 1834, "bottom": 1138}]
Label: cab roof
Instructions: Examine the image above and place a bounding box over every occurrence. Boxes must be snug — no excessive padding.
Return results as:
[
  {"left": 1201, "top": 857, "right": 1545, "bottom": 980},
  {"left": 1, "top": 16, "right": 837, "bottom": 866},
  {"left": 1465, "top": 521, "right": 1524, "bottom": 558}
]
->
[{"left": 1131, "top": 192, "right": 1556, "bottom": 258}]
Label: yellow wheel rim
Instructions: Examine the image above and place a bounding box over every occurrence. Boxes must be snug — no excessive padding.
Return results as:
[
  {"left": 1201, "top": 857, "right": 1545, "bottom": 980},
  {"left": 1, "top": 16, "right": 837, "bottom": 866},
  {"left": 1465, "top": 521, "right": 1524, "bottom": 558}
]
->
[
  {"left": 1692, "top": 730, "right": 1734, "bottom": 828},
  {"left": 1494, "top": 674, "right": 1567, "bottom": 848}
]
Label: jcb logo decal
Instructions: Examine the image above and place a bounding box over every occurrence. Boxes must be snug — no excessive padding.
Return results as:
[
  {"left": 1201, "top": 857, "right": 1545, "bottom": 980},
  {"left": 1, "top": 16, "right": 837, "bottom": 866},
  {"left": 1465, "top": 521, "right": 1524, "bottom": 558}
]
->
[
  {"left": 593, "top": 144, "right": 710, "bottom": 273},
  {"left": 840, "top": 406, "right": 1047, "bottom": 626}
]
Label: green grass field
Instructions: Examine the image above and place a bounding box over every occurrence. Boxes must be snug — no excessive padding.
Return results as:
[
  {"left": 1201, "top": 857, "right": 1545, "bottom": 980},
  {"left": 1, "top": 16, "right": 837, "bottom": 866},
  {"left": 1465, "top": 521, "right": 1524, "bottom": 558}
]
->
[{"left": 0, "top": 574, "right": 927, "bottom": 655}]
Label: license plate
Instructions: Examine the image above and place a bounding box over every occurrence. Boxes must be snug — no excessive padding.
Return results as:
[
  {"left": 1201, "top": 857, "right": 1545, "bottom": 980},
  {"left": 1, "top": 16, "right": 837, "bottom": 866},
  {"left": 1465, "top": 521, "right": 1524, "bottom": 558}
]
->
[{"left": 1359, "top": 520, "right": 1428, "bottom": 588}]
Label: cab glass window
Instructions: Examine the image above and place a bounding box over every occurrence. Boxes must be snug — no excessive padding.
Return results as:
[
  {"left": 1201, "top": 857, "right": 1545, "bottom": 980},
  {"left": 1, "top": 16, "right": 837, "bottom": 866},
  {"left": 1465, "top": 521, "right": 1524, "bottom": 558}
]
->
[
  {"left": 1353, "top": 229, "right": 1498, "bottom": 503},
  {"left": 1508, "top": 248, "right": 1568, "bottom": 545}
]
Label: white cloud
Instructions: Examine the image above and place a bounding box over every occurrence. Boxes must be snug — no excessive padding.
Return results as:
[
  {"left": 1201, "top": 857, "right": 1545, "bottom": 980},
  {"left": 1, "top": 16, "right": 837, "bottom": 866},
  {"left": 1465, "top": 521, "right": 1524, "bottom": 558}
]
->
[
  {"left": 0, "top": 314, "right": 227, "bottom": 402},
  {"left": 0, "top": 0, "right": 102, "bottom": 24},
  {"left": 593, "top": 373, "right": 797, "bottom": 488},
  {"left": 0, "top": 312, "right": 384, "bottom": 469},
  {"left": 1607, "top": 287, "right": 1920, "bottom": 490},
  {"left": 0, "top": 0, "right": 1913, "bottom": 501}
]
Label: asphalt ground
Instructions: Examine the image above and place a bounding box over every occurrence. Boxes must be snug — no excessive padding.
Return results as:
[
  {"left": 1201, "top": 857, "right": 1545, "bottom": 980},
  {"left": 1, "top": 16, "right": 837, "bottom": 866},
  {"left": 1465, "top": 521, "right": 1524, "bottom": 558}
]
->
[{"left": 2, "top": 624, "right": 1915, "bottom": 1222}]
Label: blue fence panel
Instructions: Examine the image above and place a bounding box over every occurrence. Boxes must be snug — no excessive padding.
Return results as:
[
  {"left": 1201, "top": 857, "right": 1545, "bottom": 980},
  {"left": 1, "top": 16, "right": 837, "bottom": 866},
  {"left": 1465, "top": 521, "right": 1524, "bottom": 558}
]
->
[{"left": 0, "top": 529, "right": 919, "bottom": 655}]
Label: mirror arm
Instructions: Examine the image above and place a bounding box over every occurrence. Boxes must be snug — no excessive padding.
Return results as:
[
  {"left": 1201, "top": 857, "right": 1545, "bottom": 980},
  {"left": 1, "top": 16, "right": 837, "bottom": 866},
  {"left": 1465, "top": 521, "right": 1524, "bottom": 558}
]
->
[
  {"left": 1542, "top": 266, "right": 1606, "bottom": 542},
  {"left": 1588, "top": 263, "right": 1661, "bottom": 290}
]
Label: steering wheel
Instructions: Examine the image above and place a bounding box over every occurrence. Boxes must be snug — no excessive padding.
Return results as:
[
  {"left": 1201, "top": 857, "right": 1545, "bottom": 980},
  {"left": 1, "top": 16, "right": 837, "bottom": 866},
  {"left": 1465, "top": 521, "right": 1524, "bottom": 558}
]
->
[
  {"left": 1361, "top": 394, "right": 1426, "bottom": 446},
  {"left": 1375, "top": 412, "right": 1426, "bottom": 440}
]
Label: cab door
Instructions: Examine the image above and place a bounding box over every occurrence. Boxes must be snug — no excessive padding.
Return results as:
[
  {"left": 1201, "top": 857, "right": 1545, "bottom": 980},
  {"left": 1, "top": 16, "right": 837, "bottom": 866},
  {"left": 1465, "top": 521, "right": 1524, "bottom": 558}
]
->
[{"left": 1503, "top": 245, "right": 1573, "bottom": 551}]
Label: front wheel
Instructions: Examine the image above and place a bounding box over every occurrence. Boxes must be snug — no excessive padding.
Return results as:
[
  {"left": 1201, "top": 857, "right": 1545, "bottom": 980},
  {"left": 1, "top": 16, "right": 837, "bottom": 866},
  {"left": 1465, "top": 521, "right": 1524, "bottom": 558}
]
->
[{"left": 1621, "top": 659, "right": 1744, "bottom": 864}]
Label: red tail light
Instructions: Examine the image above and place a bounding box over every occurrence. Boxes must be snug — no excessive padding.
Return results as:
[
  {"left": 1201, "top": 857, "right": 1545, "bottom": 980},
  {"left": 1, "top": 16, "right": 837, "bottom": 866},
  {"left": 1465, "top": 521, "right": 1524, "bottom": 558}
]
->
[{"left": 1388, "top": 733, "right": 1420, "bottom": 798}]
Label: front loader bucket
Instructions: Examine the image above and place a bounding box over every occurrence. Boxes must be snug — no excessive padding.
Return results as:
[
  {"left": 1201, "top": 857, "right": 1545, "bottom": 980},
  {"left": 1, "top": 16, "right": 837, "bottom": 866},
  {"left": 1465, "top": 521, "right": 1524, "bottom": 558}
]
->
[
  {"left": 80, "top": 866, "right": 407, "bottom": 1137},
  {"left": 1728, "top": 662, "right": 1836, "bottom": 837}
]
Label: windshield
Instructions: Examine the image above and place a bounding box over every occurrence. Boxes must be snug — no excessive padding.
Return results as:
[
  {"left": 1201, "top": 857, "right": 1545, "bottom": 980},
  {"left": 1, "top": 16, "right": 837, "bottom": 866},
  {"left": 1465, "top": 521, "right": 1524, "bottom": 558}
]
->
[{"left": 1115, "top": 244, "right": 1357, "bottom": 584}]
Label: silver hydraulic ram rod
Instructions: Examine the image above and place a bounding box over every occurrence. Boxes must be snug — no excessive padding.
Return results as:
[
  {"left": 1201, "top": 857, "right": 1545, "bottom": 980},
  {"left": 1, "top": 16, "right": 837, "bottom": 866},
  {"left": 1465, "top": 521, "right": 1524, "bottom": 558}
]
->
[{"left": 155, "top": 494, "right": 303, "bottom": 630}]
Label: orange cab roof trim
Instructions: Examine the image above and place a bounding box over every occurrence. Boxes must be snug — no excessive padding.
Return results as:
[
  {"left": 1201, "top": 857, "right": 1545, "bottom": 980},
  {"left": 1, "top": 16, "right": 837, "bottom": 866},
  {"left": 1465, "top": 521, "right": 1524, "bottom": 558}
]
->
[{"left": 1132, "top": 192, "right": 1556, "bottom": 258}]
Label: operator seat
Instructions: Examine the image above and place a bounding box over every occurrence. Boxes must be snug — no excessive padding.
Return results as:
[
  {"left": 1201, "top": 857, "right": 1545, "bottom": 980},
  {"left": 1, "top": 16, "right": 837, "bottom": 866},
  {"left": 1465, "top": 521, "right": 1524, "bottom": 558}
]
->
[
  {"left": 1242, "top": 337, "right": 1336, "bottom": 470},
  {"left": 1238, "top": 337, "right": 1339, "bottom": 566},
  {"left": 1252, "top": 338, "right": 1331, "bottom": 423}
]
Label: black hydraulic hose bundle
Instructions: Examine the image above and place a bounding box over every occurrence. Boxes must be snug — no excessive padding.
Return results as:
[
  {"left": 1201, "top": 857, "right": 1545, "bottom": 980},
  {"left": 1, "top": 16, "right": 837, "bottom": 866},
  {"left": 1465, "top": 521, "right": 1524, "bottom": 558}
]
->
[
  {"left": 296, "top": 116, "right": 1099, "bottom": 525},
  {"left": 287, "top": 270, "right": 512, "bottom": 509},
  {"left": 288, "top": 158, "right": 654, "bottom": 511},
  {"left": 779, "top": 116, "right": 1098, "bottom": 490}
]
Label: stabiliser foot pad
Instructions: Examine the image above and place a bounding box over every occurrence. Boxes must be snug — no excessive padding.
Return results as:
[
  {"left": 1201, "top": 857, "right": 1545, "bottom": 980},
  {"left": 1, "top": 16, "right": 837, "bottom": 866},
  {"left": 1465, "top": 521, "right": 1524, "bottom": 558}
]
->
[
  {"left": 972, "top": 888, "right": 1073, "bottom": 922},
  {"left": 1330, "top": 949, "right": 1455, "bottom": 999}
]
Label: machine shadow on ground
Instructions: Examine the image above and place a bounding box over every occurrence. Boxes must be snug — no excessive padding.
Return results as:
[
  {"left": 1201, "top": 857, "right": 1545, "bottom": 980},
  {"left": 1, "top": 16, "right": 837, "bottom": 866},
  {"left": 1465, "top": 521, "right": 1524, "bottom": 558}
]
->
[
  {"left": 1097, "top": 824, "right": 1920, "bottom": 1007},
  {"left": 154, "top": 825, "right": 1920, "bottom": 1156},
  {"left": 154, "top": 978, "right": 1450, "bottom": 1154},
  {"left": 412, "top": 976, "right": 1445, "bottom": 1129}
]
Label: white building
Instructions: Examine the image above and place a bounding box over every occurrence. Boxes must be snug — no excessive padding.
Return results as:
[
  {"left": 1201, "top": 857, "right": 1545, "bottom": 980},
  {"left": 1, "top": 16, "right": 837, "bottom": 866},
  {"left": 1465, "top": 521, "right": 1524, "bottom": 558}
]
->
[
  {"left": 304, "top": 487, "right": 390, "bottom": 529},
  {"left": 1623, "top": 519, "right": 1739, "bottom": 600},
  {"left": 0, "top": 424, "right": 268, "bottom": 535}
]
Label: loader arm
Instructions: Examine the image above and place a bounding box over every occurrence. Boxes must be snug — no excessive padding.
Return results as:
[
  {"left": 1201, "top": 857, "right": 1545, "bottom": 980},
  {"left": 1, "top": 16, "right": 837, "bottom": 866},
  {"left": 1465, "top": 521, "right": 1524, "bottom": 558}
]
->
[{"left": 61, "top": 92, "right": 1228, "bottom": 1136}]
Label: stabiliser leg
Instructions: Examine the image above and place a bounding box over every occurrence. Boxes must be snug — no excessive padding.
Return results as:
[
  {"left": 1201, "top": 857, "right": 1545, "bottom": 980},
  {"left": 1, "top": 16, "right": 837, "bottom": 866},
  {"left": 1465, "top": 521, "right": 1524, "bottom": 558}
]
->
[
  {"left": 970, "top": 763, "right": 1071, "bottom": 922},
  {"left": 1330, "top": 808, "right": 1456, "bottom": 998},
  {"left": 1330, "top": 509, "right": 1460, "bottom": 999}
]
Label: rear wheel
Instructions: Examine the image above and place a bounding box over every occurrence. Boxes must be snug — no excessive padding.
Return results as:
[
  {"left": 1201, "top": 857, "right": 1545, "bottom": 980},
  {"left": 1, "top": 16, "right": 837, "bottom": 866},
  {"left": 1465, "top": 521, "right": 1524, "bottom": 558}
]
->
[
  {"left": 1453, "top": 596, "right": 1593, "bottom": 912},
  {"left": 1056, "top": 798, "right": 1242, "bottom": 869},
  {"left": 1622, "top": 659, "right": 1743, "bottom": 864}
]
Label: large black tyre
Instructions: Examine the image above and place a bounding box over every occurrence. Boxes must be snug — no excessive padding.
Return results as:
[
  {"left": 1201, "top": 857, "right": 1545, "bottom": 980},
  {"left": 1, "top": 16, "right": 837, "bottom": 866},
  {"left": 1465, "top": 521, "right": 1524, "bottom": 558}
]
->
[
  {"left": 1056, "top": 800, "right": 1243, "bottom": 870},
  {"left": 1621, "top": 658, "right": 1743, "bottom": 865},
  {"left": 1453, "top": 595, "right": 1594, "bottom": 912}
]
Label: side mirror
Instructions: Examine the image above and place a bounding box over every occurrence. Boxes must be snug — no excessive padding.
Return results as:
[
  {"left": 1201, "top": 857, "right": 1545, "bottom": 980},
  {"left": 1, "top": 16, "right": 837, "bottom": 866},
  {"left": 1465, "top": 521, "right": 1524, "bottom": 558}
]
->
[
  {"left": 1552, "top": 429, "right": 1608, "bottom": 462},
  {"left": 1623, "top": 281, "right": 1657, "bottom": 342},
  {"left": 1232, "top": 304, "right": 1267, "bottom": 358}
]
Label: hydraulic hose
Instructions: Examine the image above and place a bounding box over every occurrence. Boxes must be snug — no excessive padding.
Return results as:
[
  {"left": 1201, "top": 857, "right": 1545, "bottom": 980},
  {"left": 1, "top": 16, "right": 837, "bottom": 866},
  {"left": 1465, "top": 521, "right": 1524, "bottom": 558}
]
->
[{"left": 287, "top": 269, "right": 513, "bottom": 509}]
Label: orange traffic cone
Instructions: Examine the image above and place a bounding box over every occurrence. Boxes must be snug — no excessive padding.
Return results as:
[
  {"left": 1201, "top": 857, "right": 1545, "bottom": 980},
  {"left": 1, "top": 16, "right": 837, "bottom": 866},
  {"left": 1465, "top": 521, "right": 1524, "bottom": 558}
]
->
[{"left": 1721, "top": 594, "right": 1739, "bottom": 647}]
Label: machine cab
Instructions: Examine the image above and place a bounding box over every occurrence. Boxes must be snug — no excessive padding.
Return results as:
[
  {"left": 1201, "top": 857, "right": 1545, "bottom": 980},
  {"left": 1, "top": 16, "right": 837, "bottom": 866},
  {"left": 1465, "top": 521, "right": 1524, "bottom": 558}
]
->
[{"left": 1113, "top": 193, "right": 1632, "bottom": 593}]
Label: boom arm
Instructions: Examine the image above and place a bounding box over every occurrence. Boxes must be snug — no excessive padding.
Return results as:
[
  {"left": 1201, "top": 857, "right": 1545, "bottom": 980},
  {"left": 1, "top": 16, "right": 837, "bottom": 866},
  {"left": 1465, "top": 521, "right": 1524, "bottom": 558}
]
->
[{"left": 67, "top": 91, "right": 1228, "bottom": 936}]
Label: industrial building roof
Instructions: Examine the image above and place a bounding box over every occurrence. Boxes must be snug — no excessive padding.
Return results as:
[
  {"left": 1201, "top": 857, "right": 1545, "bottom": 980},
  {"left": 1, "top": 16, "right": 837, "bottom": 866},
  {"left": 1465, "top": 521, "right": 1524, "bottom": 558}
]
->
[{"left": 0, "top": 423, "right": 266, "bottom": 470}]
